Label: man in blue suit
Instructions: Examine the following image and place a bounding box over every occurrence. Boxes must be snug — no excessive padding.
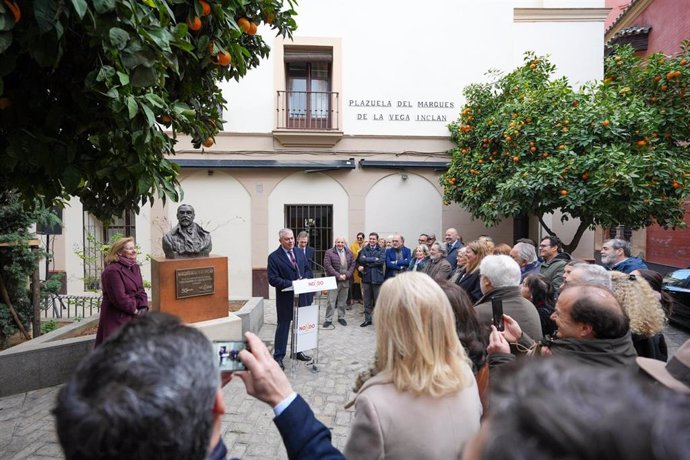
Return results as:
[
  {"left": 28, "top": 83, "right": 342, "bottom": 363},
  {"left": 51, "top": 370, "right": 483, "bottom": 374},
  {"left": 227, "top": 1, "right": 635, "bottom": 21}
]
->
[
  {"left": 268, "top": 228, "right": 312, "bottom": 369},
  {"left": 384, "top": 234, "right": 412, "bottom": 279},
  {"left": 296, "top": 231, "right": 316, "bottom": 305}
]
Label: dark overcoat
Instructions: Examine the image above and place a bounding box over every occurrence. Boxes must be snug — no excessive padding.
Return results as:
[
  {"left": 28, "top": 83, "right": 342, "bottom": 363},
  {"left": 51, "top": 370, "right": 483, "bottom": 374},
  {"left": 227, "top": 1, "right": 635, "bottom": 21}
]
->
[
  {"left": 95, "top": 259, "right": 148, "bottom": 346},
  {"left": 268, "top": 246, "right": 310, "bottom": 322}
]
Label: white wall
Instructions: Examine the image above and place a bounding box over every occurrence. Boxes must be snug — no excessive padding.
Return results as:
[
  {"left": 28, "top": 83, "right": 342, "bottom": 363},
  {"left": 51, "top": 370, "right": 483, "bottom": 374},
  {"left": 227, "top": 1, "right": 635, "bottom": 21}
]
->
[
  {"left": 222, "top": 0, "right": 605, "bottom": 136},
  {"left": 365, "top": 173, "right": 443, "bottom": 244}
]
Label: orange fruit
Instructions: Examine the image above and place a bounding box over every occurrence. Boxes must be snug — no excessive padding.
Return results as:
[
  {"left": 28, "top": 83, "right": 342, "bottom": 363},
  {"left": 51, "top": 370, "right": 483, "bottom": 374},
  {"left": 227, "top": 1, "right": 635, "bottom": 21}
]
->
[
  {"left": 661, "top": 85, "right": 668, "bottom": 91},
  {"left": 666, "top": 71, "right": 676, "bottom": 80},
  {"left": 530, "top": 146, "right": 536, "bottom": 153},
  {"left": 188, "top": 16, "right": 202, "bottom": 31},
  {"left": 200, "top": 0, "right": 211, "bottom": 16},
  {"left": 216, "top": 51, "right": 231, "bottom": 66},
  {"left": 560, "top": 189, "right": 568, "bottom": 196},
  {"left": 530, "top": 63, "right": 536, "bottom": 69},
  {"left": 542, "top": 153, "right": 549, "bottom": 158},
  {"left": 672, "top": 180, "right": 681, "bottom": 189},
  {"left": 654, "top": 75, "right": 661, "bottom": 82},
  {"left": 202, "top": 138, "right": 214, "bottom": 148},
  {"left": 582, "top": 172, "right": 590, "bottom": 180},
  {"left": 558, "top": 144, "right": 566, "bottom": 150},
  {"left": 161, "top": 114, "right": 172, "bottom": 125},
  {"left": 602, "top": 120, "right": 610, "bottom": 127},
  {"left": 238, "top": 17, "right": 251, "bottom": 33},
  {"left": 512, "top": 156, "right": 520, "bottom": 162},
  {"left": 263, "top": 12, "right": 275, "bottom": 24},
  {"left": 637, "top": 140, "right": 646, "bottom": 147},
  {"left": 248, "top": 22, "right": 258, "bottom": 35}
]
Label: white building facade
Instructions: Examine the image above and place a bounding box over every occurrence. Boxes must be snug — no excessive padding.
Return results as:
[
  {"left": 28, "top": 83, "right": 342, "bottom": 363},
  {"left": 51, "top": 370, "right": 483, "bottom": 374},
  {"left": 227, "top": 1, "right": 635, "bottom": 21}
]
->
[{"left": 50, "top": 0, "right": 608, "bottom": 299}]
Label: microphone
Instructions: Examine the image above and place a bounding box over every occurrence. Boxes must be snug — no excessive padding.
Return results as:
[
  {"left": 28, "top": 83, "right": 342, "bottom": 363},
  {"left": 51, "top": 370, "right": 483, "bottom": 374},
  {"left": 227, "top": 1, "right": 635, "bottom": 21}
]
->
[{"left": 309, "top": 259, "right": 328, "bottom": 277}]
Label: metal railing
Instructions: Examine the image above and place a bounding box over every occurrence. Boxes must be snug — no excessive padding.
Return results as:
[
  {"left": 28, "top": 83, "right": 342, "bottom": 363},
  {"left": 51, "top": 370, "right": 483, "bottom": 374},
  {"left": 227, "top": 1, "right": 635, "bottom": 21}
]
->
[
  {"left": 42, "top": 294, "right": 102, "bottom": 319},
  {"left": 276, "top": 91, "right": 340, "bottom": 130}
]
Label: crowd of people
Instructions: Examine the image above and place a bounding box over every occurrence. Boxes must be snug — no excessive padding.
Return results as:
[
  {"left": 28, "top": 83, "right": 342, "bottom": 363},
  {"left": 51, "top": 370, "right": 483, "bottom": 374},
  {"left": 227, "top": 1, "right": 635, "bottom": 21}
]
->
[{"left": 60, "top": 226, "right": 689, "bottom": 459}]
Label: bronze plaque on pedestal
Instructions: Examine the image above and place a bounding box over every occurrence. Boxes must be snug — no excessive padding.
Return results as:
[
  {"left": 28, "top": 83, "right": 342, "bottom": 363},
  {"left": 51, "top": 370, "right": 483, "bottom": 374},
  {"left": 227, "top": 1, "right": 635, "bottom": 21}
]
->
[
  {"left": 176, "top": 267, "right": 215, "bottom": 299},
  {"left": 151, "top": 255, "right": 229, "bottom": 324}
]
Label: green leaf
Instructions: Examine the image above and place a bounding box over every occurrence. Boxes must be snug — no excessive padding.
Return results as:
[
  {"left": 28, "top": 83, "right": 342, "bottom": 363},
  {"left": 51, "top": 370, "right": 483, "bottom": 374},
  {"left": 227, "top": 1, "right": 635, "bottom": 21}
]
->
[
  {"left": 131, "top": 66, "right": 156, "bottom": 87},
  {"left": 92, "top": 0, "right": 115, "bottom": 14},
  {"left": 34, "top": 0, "right": 58, "bottom": 33},
  {"left": 109, "top": 27, "right": 130, "bottom": 50},
  {"left": 70, "top": 0, "right": 88, "bottom": 19},
  {"left": 144, "top": 93, "right": 165, "bottom": 108},
  {"left": 140, "top": 103, "right": 156, "bottom": 127},
  {"left": 0, "top": 32, "right": 11, "bottom": 54},
  {"left": 117, "top": 71, "right": 129, "bottom": 86},
  {"left": 143, "top": 27, "right": 172, "bottom": 53},
  {"left": 62, "top": 166, "right": 81, "bottom": 193},
  {"left": 126, "top": 96, "right": 137, "bottom": 119}
]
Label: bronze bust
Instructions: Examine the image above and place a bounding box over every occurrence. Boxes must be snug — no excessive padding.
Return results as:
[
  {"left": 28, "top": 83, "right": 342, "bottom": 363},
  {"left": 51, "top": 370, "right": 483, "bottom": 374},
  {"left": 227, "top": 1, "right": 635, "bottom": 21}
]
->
[{"left": 162, "top": 204, "right": 212, "bottom": 259}]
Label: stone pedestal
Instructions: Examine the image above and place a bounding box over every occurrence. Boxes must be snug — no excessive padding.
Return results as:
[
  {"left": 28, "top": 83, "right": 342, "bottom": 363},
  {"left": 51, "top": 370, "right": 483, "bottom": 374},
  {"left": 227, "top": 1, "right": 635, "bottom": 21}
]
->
[{"left": 151, "top": 255, "right": 229, "bottom": 323}]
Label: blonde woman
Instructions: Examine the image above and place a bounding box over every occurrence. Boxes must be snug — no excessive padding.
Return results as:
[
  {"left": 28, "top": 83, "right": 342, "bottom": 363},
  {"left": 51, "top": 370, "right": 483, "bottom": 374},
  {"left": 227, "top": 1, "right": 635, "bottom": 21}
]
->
[
  {"left": 455, "top": 240, "right": 490, "bottom": 302},
  {"left": 344, "top": 272, "right": 482, "bottom": 459},
  {"left": 408, "top": 244, "right": 430, "bottom": 272},
  {"left": 95, "top": 237, "right": 148, "bottom": 347},
  {"left": 610, "top": 271, "right": 668, "bottom": 361}
]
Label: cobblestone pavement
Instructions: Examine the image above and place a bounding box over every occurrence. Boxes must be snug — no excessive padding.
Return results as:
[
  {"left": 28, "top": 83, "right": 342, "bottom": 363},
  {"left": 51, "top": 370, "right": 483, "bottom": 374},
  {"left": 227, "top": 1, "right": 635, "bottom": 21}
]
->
[{"left": 0, "top": 298, "right": 688, "bottom": 460}]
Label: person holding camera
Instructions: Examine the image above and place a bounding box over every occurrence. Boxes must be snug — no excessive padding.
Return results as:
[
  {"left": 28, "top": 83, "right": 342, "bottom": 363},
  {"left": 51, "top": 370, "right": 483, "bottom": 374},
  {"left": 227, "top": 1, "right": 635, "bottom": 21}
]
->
[{"left": 55, "top": 312, "right": 344, "bottom": 460}]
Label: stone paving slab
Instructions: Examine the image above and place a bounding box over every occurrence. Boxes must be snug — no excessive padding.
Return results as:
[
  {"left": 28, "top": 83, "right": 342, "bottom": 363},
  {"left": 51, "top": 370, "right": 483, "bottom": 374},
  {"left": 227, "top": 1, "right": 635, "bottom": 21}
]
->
[{"left": 0, "top": 296, "right": 688, "bottom": 460}]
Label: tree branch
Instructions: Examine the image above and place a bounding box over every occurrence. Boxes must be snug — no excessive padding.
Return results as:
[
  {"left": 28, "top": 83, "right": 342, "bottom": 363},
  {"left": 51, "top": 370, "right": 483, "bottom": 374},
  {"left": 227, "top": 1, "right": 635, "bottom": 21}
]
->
[{"left": 538, "top": 215, "right": 555, "bottom": 237}]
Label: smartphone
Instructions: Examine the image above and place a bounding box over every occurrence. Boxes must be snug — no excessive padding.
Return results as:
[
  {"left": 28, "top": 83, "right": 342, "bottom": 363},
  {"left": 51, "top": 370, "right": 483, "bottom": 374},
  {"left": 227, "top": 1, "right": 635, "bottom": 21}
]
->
[
  {"left": 214, "top": 341, "right": 248, "bottom": 372},
  {"left": 491, "top": 296, "right": 504, "bottom": 332}
]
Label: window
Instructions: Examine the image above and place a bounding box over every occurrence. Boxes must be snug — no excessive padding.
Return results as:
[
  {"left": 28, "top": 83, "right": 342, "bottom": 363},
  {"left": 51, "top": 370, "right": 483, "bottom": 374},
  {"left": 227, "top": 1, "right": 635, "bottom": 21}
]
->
[
  {"left": 285, "top": 204, "right": 333, "bottom": 276},
  {"left": 273, "top": 39, "right": 343, "bottom": 146},
  {"left": 283, "top": 50, "right": 333, "bottom": 129},
  {"left": 82, "top": 211, "right": 136, "bottom": 290}
]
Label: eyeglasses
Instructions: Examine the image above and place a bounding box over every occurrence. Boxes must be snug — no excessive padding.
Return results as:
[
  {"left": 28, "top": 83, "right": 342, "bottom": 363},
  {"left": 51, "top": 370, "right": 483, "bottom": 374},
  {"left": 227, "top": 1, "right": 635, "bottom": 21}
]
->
[{"left": 538, "top": 244, "right": 550, "bottom": 248}]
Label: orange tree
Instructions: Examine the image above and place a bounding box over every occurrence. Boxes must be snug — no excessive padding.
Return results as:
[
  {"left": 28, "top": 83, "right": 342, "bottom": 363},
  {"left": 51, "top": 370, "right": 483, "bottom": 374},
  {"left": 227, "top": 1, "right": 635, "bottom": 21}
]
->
[
  {"left": 0, "top": 0, "right": 297, "bottom": 220},
  {"left": 442, "top": 45, "right": 690, "bottom": 253}
]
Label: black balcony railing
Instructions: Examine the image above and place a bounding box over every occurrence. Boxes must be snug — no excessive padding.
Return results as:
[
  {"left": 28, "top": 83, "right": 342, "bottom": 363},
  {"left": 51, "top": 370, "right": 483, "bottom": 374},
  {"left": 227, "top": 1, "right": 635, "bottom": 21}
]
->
[{"left": 276, "top": 90, "right": 340, "bottom": 130}]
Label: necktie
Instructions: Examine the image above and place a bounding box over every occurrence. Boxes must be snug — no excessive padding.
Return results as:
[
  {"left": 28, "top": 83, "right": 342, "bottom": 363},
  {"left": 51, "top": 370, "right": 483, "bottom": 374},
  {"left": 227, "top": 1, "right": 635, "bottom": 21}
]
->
[{"left": 288, "top": 250, "right": 297, "bottom": 269}]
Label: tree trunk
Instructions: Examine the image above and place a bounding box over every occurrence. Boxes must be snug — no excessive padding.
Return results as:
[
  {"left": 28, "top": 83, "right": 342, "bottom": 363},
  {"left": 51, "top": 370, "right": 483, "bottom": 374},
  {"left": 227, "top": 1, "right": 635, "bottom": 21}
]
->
[
  {"left": 537, "top": 216, "right": 592, "bottom": 254},
  {"left": 0, "top": 274, "right": 31, "bottom": 340}
]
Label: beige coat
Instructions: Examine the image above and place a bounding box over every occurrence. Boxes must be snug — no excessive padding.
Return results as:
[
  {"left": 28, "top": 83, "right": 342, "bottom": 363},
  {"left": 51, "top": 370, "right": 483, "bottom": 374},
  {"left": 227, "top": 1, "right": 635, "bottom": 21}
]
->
[{"left": 344, "top": 367, "right": 482, "bottom": 459}]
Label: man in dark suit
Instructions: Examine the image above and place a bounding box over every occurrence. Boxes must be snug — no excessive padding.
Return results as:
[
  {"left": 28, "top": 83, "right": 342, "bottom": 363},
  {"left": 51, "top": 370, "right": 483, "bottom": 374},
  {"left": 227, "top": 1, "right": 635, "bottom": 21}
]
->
[
  {"left": 296, "top": 231, "right": 316, "bottom": 305},
  {"left": 54, "top": 312, "right": 344, "bottom": 460},
  {"left": 268, "top": 228, "right": 312, "bottom": 369}
]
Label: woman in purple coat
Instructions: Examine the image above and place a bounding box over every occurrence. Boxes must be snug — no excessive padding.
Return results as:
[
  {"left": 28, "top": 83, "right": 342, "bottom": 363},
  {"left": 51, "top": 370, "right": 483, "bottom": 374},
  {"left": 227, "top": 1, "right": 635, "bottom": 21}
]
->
[{"left": 95, "top": 237, "right": 148, "bottom": 347}]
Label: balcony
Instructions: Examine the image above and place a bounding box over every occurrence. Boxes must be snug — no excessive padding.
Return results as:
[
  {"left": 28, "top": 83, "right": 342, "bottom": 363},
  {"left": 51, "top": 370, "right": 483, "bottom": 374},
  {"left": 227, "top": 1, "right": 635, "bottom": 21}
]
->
[{"left": 273, "top": 90, "right": 343, "bottom": 147}]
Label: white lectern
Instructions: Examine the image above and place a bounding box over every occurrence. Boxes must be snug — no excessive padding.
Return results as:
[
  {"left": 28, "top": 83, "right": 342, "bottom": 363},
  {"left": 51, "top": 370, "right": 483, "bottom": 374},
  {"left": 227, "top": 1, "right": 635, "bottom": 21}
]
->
[{"left": 283, "top": 276, "right": 337, "bottom": 372}]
